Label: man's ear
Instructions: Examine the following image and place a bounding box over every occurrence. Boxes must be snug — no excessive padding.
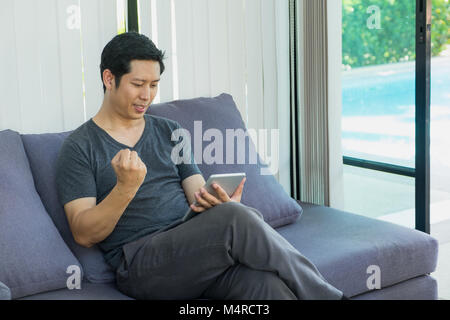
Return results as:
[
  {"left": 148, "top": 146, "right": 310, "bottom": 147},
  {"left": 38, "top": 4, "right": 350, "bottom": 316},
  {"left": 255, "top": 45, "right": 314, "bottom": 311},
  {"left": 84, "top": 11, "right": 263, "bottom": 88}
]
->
[{"left": 103, "top": 69, "right": 116, "bottom": 91}]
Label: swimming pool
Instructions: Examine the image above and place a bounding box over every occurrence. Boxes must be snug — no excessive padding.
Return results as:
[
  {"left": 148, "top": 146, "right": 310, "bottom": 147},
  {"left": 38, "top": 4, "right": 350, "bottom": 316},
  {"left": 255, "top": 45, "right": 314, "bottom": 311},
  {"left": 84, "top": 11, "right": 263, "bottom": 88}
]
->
[{"left": 342, "top": 55, "right": 450, "bottom": 167}]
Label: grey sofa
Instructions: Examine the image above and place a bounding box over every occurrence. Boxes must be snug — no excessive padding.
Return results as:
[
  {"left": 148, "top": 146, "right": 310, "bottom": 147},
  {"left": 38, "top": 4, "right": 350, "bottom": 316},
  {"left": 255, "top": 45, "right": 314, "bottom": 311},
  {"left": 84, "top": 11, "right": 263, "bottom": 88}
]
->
[{"left": 0, "top": 94, "right": 438, "bottom": 300}]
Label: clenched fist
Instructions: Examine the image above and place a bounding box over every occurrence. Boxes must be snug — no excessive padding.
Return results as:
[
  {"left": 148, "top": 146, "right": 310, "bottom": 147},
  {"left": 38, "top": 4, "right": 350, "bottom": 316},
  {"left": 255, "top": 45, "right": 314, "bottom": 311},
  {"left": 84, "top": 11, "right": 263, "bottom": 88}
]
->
[{"left": 111, "top": 149, "right": 147, "bottom": 196}]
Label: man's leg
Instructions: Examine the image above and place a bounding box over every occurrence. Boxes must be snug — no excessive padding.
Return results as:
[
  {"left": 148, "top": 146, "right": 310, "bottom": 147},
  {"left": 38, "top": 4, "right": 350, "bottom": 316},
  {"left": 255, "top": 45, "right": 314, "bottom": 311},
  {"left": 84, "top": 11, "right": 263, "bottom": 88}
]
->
[
  {"left": 116, "top": 201, "right": 343, "bottom": 300},
  {"left": 201, "top": 263, "right": 297, "bottom": 300}
]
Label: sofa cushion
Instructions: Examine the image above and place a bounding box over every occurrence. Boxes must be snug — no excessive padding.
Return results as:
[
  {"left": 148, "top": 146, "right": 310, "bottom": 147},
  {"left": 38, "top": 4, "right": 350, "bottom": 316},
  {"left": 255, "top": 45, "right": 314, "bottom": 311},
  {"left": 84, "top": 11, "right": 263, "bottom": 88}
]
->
[
  {"left": 0, "top": 130, "right": 83, "bottom": 299},
  {"left": 21, "top": 132, "right": 116, "bottom": 284},
  {"left": 351, "top": 275, "right": 437, "bottom": 300},
  {"left": 276, "top": 201, "right": 439, "bottom": 297},
  {"left": 148, "top": 93, "right": 302, "bottom": 228}
]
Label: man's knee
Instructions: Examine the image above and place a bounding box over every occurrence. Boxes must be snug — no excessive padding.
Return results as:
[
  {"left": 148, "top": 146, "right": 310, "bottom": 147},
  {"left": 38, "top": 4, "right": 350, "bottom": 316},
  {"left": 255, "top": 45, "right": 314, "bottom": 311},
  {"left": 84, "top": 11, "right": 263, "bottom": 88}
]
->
[
  {"left": 212, "top": 201, "right": 264, "bottom": 222},
  {"left": 233, "top": 269, "right": 296, "bottom": 300}
]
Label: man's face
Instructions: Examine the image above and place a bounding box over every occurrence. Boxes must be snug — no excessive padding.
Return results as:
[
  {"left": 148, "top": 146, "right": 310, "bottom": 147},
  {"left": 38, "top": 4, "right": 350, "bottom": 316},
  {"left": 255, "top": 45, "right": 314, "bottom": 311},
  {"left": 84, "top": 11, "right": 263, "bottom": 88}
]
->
[{"left": 108, "top": 59, "right": 160, "bottom": 120}]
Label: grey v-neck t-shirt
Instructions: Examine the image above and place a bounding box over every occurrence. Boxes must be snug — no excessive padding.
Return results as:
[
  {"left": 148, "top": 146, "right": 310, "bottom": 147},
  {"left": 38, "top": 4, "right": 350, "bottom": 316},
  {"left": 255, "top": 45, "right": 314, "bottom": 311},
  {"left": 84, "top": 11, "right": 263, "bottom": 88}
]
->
[{"left": 56, "top": 115, "right": 201, "bottom": 270}]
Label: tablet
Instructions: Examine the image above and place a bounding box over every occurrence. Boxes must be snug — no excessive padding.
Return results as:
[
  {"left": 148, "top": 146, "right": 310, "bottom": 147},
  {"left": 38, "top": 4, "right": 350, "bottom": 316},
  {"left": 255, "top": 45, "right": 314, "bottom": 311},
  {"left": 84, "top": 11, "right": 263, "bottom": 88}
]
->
[{"left": 181, "top": 172, "right": 246, "bottom": 222}]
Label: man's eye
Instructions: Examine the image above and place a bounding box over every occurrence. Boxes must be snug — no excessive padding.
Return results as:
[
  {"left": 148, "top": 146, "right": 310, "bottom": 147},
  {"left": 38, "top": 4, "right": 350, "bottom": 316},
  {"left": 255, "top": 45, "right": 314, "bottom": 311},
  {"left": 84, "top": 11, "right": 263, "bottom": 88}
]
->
[{"left": 133, "top": 83, "right": 143, "bottom": 87}]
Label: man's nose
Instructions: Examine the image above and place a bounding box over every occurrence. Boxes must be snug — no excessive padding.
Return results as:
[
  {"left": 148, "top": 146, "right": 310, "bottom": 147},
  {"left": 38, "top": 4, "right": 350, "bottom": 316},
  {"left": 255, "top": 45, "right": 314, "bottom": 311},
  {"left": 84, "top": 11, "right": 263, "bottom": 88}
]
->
[{"left": 140, "top": 87, "right": 151, "bottom": 101}]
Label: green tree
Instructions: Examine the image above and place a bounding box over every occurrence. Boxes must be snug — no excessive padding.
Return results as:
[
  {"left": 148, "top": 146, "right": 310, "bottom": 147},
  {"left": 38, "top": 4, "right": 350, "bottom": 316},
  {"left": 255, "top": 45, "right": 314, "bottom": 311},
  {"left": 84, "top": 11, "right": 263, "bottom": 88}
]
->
[
  {"left": 431, "top": 0, "right": 450, "bottom": 56},
  {"left": 342, "top": 0, "right": 449, "bottom": 68}
]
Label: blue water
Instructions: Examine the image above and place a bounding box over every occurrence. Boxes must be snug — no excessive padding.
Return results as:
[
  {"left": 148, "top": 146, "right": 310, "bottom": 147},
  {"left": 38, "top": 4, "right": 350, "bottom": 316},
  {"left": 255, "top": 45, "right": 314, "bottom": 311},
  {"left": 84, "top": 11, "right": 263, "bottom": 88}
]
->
[
  {"left": 341, "top": 57, "right": 449, "bottom": 166},
  {"left": 342, "top": 57, "right": 450, "bottom": 120}
]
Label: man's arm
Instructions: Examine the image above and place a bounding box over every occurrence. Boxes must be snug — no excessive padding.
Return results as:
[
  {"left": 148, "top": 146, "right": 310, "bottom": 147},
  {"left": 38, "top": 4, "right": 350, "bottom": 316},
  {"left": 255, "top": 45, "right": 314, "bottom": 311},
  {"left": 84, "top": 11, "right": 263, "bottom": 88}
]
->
[
  {"left": 64, "top": 149, "right": 147, "bottom": 248},
  {"left": 64, "top": 187, "right": 135, "bottom": 248},
  {"left": 181, "top": 174, "right": 206, "bottom": 205}
]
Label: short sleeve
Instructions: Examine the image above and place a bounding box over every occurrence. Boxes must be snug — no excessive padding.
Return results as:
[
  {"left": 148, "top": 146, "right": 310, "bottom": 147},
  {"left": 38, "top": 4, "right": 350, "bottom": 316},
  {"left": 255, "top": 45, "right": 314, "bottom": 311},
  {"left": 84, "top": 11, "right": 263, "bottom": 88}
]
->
[
  {"left": 171, "top": 121, "right": 202, "bottom": 181},
  {"left": 55, "top": 138, "right": 97, "bottom": 206}
]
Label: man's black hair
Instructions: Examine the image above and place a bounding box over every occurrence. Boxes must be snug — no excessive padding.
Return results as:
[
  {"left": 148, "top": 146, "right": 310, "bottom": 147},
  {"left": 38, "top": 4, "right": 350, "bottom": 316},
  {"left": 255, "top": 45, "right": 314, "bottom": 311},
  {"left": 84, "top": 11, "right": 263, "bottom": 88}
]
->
[{"left": 100, "top": 32, "right": 166, "bottom": 92}]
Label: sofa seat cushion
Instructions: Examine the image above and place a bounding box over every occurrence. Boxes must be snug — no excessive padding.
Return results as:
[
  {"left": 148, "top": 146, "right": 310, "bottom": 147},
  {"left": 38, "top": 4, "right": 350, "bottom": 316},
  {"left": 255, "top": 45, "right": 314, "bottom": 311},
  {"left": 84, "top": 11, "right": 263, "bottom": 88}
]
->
[
  {"left": 351, "top": 275, "right": 437, "bottom": 300},
  {"left": 0, "top": 130, "right": 83, "bottom": 299},
  {"left": 276, "top": 202, "right": 439, "bottom": 297},
  {"left": 18, "top": 281, "right": 133, "bottom": 300},
  {"left": 148, "top": 93, "right": 302, "bottom": 228},
  {"left": 21, "top": 132, "right": 116, "bottom": 284}
]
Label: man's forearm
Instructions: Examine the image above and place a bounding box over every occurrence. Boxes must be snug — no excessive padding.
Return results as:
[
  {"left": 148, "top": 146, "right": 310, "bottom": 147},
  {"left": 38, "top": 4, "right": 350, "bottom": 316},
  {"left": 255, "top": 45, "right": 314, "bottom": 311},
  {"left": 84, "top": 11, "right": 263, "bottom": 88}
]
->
[{"left": 72, "top": 185, "right": 136, "bottom": 247}]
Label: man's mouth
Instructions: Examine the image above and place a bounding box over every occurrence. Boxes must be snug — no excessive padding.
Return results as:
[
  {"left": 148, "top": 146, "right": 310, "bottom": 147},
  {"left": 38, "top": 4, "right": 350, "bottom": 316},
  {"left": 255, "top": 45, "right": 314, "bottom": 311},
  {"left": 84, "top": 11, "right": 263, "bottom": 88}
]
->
[{"left": 133, "top": 104, "right": 146, "bottom": 113}]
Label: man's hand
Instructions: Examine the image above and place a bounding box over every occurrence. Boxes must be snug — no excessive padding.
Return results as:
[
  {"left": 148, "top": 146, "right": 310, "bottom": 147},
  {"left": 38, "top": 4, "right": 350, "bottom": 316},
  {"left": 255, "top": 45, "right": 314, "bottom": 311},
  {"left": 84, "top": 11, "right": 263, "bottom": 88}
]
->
[
  {"left": 111, "top": 149, "right": 147, "bottom": 197},
  {"left": 190, "top": 177, "right": 246, "bottom": 213}
]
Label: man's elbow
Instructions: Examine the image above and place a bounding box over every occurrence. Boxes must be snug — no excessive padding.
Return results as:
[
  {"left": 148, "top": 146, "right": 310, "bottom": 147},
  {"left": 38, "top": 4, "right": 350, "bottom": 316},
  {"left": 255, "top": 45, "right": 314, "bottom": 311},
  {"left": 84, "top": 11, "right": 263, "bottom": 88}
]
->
[{"left": 74, "top": 234, "right": 94, "bottom": 248}]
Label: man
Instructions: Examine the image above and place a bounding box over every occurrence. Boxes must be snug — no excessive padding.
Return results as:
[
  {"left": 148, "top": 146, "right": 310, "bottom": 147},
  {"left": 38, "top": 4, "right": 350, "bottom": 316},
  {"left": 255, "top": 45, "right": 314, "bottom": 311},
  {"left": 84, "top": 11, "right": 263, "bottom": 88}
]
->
[{"left": 56, "top": 32, "right": 345, "bottom": 300}]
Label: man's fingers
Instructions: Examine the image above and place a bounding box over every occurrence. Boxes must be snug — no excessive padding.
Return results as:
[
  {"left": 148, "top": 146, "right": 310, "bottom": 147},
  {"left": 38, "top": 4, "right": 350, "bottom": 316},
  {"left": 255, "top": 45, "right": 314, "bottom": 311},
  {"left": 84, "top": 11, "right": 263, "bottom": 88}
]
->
[
  {"left": 111, "top": 149, "right": 123, "bottom": 165},
  {"left": 233, "top": 177, "right": 246, "bottom": 195},
  {"left": 130, "top": 150, "right": 139, "bottom": 167},
  {"left": 193, "top": 192, "right": 211, "bottom": 209},
  {"left": 196, "top": 191, "right": 216, "bottom": 208},
  {"left": 212, "top": 184, "right": 231, "bottom": 202},
  {"left": 112, "top": 149, "right": 146, "bottom": 172},
  {"left": 121, "top": 149, "right": 131, "bottom": 166},
  {"left": 189, "top": 202, "right": 206, "bottom": 213},
  {"left": 199, "top": 188, "right": 223, "bottom": 206},
  {"left": 191, "top": 180, "right": 248, "bottom": 212},
  {"left": 116, "top": 149, "right": 141, "bottom": 166},
  {"left": 230, "top": 178, "right": 246, "bottom": 202},
  {"left": 190, "top": 203, "right": 206, "bottom": 213}
]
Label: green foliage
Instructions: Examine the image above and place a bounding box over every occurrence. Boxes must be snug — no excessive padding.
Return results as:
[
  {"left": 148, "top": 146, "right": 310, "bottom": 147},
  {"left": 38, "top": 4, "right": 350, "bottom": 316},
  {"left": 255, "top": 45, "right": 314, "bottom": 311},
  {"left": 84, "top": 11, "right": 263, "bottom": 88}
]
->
[
  {"left": 342, "top": 0, "right": 450, "bottom": 68},
  {"left": 432, "top": 0, "right": 450, "bottom": 56}
]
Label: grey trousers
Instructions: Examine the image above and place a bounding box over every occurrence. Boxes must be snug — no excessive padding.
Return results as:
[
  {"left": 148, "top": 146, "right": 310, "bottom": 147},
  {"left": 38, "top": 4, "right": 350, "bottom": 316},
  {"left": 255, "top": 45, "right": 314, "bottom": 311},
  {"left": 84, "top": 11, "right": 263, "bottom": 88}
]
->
[{"left": 115, "top": 201, "right": 343, "bottom": 300}]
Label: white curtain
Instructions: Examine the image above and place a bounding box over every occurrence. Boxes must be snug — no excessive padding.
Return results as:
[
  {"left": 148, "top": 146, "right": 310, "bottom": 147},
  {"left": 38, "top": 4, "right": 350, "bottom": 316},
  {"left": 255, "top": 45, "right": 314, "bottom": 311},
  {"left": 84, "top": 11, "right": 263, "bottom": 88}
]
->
[
  {"left": 295, "top": 0, "right": 344, "bottom": 208},
  {"left": 0, "top": 0, "right": 119, "bottom": 134}
]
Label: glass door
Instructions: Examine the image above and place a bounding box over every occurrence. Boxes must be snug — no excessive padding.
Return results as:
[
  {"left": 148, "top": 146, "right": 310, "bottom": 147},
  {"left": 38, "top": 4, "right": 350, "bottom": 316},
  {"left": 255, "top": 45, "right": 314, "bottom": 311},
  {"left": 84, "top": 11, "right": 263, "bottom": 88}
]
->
[{"left": 341, "top": 0, "right": 417, "bottom": 228}]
